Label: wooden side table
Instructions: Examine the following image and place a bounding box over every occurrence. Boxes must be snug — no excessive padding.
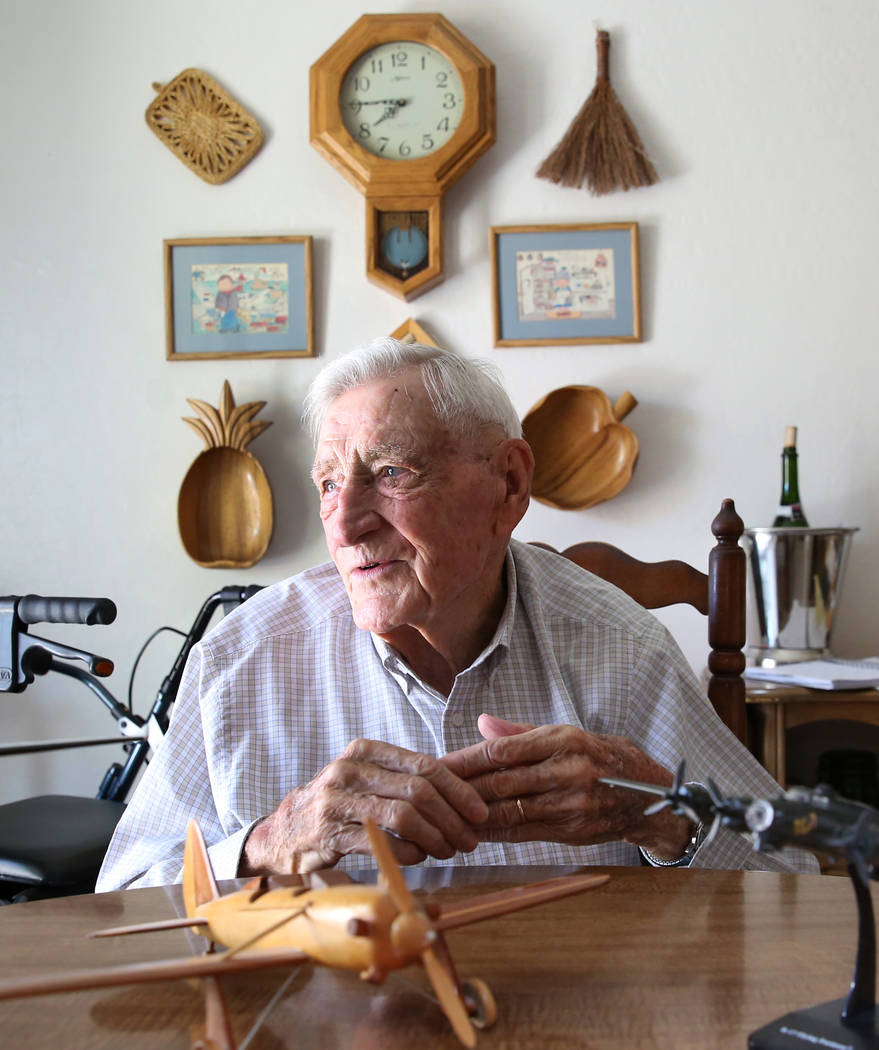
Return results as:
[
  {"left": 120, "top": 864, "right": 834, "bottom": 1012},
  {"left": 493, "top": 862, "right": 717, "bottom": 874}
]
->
[{"left": 746, "top": 682, "right": 879, "bottom": 786}]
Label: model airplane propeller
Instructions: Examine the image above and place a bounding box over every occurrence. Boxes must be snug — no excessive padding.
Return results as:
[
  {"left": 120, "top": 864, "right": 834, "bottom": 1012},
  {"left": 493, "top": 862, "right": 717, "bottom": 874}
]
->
[
  {"left": 601, "top": 761, "right": 742, "bottom": 854},
  {"left": 0, "top": 819, "right": 609, "bottom": 1049}
]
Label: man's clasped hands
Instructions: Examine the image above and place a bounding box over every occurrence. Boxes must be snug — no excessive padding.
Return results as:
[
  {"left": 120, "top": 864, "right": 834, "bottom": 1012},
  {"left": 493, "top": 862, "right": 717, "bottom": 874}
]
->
[{"left": 241, "top": 713, "right": 690, "bottom": 876}]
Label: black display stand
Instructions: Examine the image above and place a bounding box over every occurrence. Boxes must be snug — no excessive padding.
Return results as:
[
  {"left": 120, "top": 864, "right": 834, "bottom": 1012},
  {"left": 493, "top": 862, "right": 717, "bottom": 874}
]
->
[{"left": 749, "top": 862, "right": 879, "bottom": 1049}]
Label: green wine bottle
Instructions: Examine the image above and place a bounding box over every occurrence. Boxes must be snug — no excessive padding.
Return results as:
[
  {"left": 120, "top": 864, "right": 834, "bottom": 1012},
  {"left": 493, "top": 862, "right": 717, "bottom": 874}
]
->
[{"left": 773, "top": 425, "right": 809, "bottom": 526}]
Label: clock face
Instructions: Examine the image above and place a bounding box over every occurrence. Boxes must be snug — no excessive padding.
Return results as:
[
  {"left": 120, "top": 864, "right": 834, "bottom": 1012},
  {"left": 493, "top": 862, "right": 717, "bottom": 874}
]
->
[{"left": 339, "top": 41, "right": 464, "bottom": 160}]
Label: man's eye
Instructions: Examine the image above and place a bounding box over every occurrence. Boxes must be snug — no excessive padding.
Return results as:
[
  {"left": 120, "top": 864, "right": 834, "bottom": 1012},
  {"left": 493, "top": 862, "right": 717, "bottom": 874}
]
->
[
  {"left": 381, "top": 466, "right": 408, "bottom": 483},
  {"left": 320, "top": 479, "right": 338, "bottom": 495}
]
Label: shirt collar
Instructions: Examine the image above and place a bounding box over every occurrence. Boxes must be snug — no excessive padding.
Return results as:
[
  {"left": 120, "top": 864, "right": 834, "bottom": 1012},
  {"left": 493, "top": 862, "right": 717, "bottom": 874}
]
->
[{"left": 369, "top": 547, "right": 518, "bottom": 692}]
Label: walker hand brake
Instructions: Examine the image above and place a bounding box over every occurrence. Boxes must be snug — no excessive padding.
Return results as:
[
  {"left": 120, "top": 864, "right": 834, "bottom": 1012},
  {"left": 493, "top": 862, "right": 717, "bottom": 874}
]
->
[
  {"left": 28, "top": 635, "right": 114, "bottom": 676},
  {"left": 4, "top": 633, "right": 114, "bottom": 692}
]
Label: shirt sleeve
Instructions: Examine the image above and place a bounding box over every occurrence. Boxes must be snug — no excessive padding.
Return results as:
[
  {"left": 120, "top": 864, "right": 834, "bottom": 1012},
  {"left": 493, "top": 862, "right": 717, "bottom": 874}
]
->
[{"left": 95, "top": 641, "right": 254, "bottom": 890}]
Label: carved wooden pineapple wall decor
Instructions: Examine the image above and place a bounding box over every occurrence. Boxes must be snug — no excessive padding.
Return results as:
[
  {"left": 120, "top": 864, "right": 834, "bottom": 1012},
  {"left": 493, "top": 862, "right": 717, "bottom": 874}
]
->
[{"left": 177, "top": 381, "right": 274, "bottom": 567}]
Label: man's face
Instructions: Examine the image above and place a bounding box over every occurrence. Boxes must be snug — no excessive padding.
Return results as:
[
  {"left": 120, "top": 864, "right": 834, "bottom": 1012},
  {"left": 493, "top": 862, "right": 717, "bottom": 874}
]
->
[{"left": 312, "top": 369, "right": 509, "bottom": 640}]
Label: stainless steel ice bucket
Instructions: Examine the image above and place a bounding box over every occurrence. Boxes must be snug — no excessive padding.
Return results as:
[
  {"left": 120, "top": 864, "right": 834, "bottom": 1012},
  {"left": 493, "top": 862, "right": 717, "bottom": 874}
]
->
[{"left": 742, "top": 526, "right": 858, "bottom": 666}]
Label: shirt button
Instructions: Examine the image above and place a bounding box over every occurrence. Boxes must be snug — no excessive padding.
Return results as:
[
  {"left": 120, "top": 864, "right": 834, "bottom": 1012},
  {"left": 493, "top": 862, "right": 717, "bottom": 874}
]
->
[{"left": 450, "top": 712, "right": 465, "bottom": 727}]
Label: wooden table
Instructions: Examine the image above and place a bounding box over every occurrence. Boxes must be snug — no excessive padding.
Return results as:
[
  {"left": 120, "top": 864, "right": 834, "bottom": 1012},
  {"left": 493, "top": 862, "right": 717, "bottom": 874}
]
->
[
  {"left": 746, "top": 681, "right": 879, "bottom": 786},
  {"left": 0, "top": 864, "right": 871, "bottom": 1049}
]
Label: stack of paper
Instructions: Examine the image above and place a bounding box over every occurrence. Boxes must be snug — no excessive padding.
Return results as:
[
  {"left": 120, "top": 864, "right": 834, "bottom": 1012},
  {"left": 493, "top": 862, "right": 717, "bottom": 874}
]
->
[{"left": 744, "top": 659, "right": 879, "bottom": 691}]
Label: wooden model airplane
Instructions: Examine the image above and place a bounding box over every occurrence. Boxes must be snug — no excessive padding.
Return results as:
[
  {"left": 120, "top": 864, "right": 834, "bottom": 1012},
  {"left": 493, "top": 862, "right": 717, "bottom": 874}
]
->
[{"left": 0, "top": 819, "right": 609, "bottom": 1049}]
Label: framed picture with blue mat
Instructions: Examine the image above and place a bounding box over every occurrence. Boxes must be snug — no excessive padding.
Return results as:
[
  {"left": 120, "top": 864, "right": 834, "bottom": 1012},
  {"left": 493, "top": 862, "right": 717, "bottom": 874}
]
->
[
  {"left": 491, "top": 223, "right": 641, "bottom": 347},
  {"left": 165, "top": 236, "right": 314, "bottom": 360}
]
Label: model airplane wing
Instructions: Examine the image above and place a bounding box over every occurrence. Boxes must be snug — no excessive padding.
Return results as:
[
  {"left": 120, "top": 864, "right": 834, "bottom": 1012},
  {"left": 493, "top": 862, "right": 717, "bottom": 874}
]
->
[
  {"left": 435, "top": 872, "right": 610, "bottom": 931},
  {"left": 0, "top": 944, "right": 309, "bottom": 1002},
  {"left": 89, "top": 915, "right": 210, "bottom": 938}
]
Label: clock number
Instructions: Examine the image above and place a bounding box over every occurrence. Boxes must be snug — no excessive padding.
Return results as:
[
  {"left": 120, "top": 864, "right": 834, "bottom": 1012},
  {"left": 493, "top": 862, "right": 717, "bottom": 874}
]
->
[
  {"left": 377, "top": 137, "right": 389, "bottom": 153},
  {"left": 399, "top": 141, "right": 411, "bottom": 157},
  {"left": 442, "top": 92, "right": 456, "bottom": 110},
  {"left": 348, "top": 100, "right": 362, "bottom": 115},
  {"left": 435, "top": 72, "right": 449, "bottom": 87},
  {"left": 358, "top": 123, "right": 371, "bottom": 140},
  {"left": 391, "top": 50, "right": 408, "bottom": 68},
  {"left": 352, "top": 75, "right": 370, "bottom": 92},
  {"left": 436, "top": 117, "right": 450, "bottom": 132},
  {"left": 422, "top": 134, "right": 435, "bottom": 151},
  {"left": 370, "top": 58, "right": 383, "bottom": 74}
]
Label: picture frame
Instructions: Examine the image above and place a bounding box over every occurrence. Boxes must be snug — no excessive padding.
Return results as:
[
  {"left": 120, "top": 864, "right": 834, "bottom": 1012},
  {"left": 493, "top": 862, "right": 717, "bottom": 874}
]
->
[
  {"left": 490, "top": 223, "right": 641, "bottom": 347},
  {"left": 389, "top": 318, "right": 438, "bottom": 347},
  {"left": 165, "top": 236, "right": 314, "bottom": 360}
]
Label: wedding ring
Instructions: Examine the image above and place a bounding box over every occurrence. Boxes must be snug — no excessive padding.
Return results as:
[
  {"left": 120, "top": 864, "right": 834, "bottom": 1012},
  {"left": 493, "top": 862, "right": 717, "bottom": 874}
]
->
[{"left": 516, "top": 797, "right": 526, "bottom": 822}]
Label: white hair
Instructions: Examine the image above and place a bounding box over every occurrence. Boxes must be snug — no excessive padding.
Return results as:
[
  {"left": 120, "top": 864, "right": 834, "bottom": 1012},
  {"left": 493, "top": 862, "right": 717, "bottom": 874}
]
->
[{"left": 302, "top": 337, "right": 523, "bottom": 443}]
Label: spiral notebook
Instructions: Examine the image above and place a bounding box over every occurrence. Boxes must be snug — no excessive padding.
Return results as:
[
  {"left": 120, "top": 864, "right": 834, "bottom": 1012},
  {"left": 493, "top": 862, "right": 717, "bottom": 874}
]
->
[{"left": 744, "top": 658, "right": 879, "bottom": 691}]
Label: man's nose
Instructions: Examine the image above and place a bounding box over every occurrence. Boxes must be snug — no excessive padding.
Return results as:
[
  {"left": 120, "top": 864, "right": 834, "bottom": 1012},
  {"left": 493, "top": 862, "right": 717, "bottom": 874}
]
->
[{"left": 330, "top": 481, "right": 381, "bottom": 545}]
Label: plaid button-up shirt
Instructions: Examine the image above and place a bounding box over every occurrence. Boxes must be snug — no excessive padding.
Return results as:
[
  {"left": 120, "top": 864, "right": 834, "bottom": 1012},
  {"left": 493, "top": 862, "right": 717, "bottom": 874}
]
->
[{"left": 97, "top": 541, "right": 817, "bottom": 890}]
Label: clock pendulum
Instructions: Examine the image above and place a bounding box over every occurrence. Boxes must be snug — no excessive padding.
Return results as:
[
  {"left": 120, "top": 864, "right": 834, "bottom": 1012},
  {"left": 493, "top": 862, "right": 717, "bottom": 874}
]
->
[
  {"left": 378, "top": 212, "right": 430, "bottom": 280},
  {"left": 310, "top": 14, "right": 495, "bottom": 300}
]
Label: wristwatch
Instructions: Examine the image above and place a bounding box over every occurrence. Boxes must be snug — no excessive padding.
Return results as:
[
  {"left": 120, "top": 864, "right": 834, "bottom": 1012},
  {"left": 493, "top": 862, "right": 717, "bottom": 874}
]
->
[{"left": 640, "top": 820, "right": 706, "bottom": 868}]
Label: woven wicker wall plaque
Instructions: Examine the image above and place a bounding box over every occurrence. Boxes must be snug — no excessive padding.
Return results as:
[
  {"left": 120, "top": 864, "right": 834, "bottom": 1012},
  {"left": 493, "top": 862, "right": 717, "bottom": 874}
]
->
[{"left": 146, "top": 68, "right": 264, "bottom": 184}]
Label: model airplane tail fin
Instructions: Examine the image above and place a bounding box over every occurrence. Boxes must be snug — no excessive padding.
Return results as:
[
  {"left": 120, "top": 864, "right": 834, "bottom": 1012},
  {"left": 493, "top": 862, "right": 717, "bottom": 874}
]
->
[{"left": 183, "top": 818, "right": 220, "bottom": 917}]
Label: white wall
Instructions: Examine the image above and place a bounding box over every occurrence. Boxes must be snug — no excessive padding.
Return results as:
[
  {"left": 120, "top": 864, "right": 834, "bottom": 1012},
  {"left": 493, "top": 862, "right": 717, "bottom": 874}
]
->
[{"left": 2, "top": 0, "right": 878, "bottom": 804}]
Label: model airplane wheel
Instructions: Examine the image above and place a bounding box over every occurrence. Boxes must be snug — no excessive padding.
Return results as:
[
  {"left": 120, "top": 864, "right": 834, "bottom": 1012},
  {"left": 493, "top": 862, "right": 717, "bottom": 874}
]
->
[{"left": 462, "top": 977, "right": 497, "bottom": 1029}]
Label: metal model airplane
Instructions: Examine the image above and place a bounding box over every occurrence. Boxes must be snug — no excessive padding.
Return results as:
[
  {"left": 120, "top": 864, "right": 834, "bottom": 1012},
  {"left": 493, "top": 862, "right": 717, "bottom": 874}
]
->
[
  {"left": 0, "top": 819, "right": 609, "bottom": 1049},
  {"left": 602, "top": 763, "right": 879, "bottom": 1050},
  {"left": 602, "top": 761, "right": 879, "bottom": 874}
]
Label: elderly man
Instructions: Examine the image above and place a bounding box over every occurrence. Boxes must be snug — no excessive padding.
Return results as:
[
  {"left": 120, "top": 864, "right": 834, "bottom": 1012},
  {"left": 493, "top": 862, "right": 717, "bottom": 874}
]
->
[{"left": 97, "top": 339, "right": 817, "bottom": 890}]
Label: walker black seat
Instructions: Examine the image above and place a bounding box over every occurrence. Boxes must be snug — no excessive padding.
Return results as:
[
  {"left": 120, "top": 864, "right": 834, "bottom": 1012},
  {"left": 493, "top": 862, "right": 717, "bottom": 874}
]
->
[{"left": 0, "top": 795, "right": 126, "bottom": 899}]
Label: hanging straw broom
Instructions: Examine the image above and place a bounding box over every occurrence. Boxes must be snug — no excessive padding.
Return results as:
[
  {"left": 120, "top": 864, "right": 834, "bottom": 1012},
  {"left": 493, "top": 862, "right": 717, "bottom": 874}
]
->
[{"left": 537, "top": 29, "right": 658, "bottom": 195}]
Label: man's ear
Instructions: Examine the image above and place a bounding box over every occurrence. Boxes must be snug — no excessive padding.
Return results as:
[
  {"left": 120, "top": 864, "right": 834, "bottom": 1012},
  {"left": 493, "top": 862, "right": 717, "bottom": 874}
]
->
[{"left": 497, "top": 438, "right": 534, "bottom": 531}]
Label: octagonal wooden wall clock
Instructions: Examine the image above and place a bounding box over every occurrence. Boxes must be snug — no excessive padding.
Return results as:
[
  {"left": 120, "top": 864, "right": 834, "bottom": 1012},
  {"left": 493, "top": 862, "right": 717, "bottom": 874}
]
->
[{"left": 310, "top": 13, "right": 496, "bottom": 300}]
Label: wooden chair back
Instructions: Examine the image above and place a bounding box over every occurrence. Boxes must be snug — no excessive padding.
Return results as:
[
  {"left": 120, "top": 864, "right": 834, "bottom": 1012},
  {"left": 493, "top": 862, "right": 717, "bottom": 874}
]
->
[{"left": 545, "top": 499, "right": 747, "bottom": 742}]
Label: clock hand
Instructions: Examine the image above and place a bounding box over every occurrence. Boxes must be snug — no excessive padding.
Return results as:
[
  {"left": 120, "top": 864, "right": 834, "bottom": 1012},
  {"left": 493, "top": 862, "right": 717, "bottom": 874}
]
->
[{"left": 372, "top": 102, "right": 406, "bottom": 127}]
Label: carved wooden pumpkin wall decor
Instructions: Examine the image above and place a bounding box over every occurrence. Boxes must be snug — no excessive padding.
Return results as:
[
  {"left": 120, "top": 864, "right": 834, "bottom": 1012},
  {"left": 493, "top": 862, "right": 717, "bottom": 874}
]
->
[{"left": 522, "top": 385, "right": 639, "bottom": 510}]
